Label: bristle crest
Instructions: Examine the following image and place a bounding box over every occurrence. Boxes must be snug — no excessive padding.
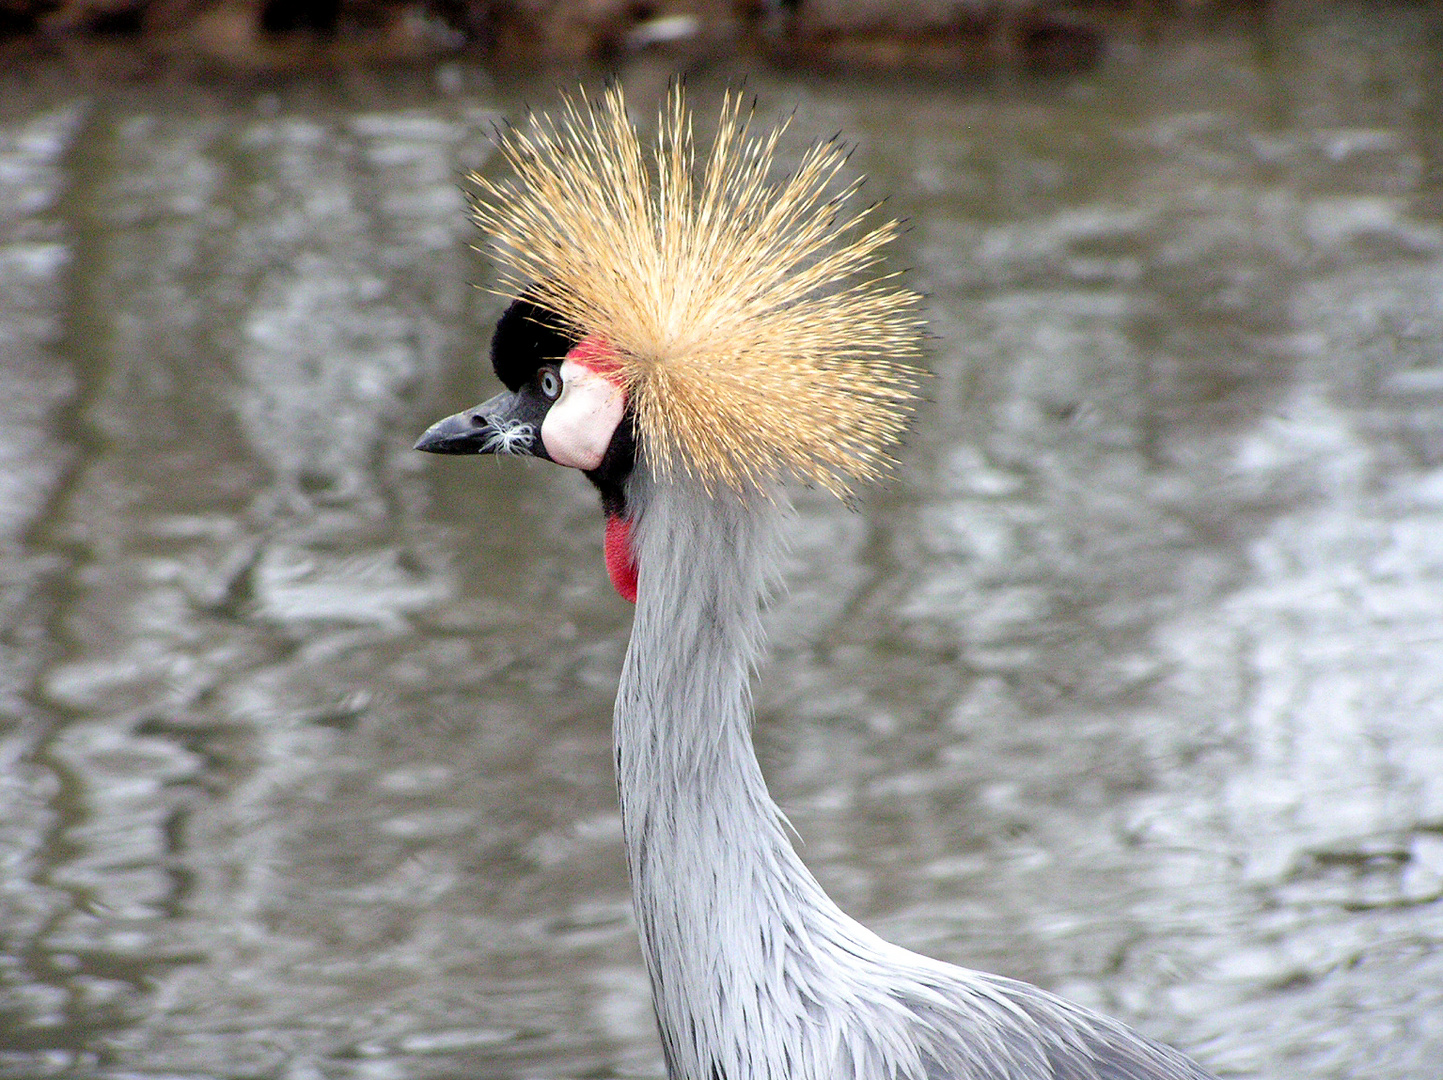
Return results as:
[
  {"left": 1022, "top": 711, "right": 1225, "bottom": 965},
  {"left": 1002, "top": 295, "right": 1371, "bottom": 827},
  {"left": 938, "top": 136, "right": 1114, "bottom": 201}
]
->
[{"left": 468, "top": 84, "right": 925, "bottom": 498}]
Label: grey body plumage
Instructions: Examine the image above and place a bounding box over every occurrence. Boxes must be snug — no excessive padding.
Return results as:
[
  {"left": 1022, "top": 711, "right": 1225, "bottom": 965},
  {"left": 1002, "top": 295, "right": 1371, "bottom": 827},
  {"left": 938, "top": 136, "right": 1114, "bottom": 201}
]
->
[{"left": 617, "top": 473, "right": 1214, "bottom": 1080}]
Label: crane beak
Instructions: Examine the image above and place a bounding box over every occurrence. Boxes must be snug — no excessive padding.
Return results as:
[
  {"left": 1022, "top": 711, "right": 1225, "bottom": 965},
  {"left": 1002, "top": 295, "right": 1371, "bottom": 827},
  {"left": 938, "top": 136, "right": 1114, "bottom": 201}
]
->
[{"left": 413, "top": 389, "right": 550, "bottom": 458}]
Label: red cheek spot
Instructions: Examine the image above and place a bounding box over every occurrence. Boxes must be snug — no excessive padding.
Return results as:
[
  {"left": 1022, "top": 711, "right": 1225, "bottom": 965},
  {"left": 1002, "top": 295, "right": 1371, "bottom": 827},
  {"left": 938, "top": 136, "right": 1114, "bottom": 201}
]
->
[
  {"left": 604, "top": 514, "right": 638, "bottom": 604},
  {"left": 566, "top": 336, "right": 626, "bottom": 391}
]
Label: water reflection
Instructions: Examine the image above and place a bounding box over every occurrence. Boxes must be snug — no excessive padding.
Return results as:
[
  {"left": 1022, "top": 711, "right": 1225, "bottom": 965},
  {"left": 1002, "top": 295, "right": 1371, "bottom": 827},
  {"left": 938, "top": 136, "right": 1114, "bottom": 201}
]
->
[{"left": 3, "top": 9, "right": 1443, "bottom": 1078}]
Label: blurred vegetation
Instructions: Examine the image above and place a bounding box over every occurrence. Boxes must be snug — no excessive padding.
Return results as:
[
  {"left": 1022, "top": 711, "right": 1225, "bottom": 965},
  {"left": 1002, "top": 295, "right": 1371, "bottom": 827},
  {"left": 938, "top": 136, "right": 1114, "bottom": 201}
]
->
[{"left": 0, "top": 0, "right": 1280, "bottom": 76}]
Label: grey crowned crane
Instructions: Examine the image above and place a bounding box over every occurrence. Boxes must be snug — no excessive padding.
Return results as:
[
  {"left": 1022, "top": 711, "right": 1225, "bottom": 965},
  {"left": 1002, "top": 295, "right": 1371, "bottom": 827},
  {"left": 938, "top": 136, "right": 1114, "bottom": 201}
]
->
[{"left": 416, "top": 86, "right": 1215, "bottom": 1080}]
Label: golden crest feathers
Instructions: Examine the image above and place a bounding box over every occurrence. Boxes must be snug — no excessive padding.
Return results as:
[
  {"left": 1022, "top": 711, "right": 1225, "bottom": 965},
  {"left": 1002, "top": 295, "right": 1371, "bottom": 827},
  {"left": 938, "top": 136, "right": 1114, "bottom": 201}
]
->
[{"left": 468, "top": 84, "right": 924, "bottom": 497}]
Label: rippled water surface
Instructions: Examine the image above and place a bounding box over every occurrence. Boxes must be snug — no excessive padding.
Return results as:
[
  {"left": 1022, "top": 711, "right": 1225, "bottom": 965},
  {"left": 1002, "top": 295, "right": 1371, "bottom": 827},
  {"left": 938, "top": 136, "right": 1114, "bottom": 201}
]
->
[{"left": 4, "top": 9, "right": 1443, "bottom": 1078}]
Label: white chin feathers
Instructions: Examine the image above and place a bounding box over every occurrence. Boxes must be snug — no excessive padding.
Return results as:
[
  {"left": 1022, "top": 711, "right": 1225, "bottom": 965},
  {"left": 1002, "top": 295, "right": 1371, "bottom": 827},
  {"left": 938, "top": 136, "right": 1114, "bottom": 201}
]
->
[{"left": 541, "top": 359, "right": 627, "bottom": 471}]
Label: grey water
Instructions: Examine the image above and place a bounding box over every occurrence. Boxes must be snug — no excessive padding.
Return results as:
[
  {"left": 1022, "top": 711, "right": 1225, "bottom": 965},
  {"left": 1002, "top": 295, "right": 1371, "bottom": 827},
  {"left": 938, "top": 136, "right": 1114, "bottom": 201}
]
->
[{"left": 3, "top": 8, "right": 1443, "bottom": 1078}]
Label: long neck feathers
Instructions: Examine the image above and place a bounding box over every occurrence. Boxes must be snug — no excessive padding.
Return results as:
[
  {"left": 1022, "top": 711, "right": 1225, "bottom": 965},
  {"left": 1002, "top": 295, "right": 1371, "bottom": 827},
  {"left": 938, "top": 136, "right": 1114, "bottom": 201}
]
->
[
  {"left": 610, "top": 475, "right": 1216, "bottom": 1080},
  {"left": 614, "top": 474, "right": 934, "bottom": 1080},
  {"left": 615, "top": 474, "right": 841, "bottom": 1076}
]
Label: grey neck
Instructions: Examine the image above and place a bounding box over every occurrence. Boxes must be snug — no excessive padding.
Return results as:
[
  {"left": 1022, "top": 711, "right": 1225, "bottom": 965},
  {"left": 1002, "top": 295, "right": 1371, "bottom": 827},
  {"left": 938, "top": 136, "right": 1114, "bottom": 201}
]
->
[
  {"left": 608, "top": 475, "right": 1216, "bottom": 1080},
  {"left": 615, "top": 475, "right": 860, "bottom": 1077}
]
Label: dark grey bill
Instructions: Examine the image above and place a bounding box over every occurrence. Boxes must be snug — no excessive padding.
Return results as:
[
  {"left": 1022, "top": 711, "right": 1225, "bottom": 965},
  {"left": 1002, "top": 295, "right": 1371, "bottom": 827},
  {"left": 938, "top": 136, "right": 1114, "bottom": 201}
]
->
[{"left": 414, "top": 389, "right": 552, "bottom": 459}]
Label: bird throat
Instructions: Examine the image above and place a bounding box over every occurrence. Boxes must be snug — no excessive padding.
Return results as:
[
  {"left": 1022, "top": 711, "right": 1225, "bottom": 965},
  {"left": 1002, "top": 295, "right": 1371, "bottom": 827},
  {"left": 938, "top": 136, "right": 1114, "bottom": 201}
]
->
[{"left": 604, "top": 514, "right": 638, "bottom": 603}]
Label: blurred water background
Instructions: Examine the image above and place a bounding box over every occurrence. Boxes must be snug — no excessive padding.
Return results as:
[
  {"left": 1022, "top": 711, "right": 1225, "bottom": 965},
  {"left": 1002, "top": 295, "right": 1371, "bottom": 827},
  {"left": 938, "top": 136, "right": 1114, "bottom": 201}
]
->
[{"left": 3, "top": 4, "right": 1443, "bottom": 1078}]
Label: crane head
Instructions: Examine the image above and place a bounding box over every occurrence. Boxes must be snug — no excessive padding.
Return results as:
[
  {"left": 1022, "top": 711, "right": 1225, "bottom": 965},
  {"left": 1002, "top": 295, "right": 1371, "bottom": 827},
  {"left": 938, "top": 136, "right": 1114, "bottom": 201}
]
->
[{"left": 415, "top": 84, "right": 926, "bottom": 605}]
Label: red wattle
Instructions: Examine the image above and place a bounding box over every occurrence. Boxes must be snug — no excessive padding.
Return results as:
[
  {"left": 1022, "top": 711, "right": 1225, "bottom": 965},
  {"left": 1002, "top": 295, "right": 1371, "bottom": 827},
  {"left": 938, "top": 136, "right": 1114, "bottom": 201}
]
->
[{"left": 604, "top": 514, "right": 638, "bottom": 604}]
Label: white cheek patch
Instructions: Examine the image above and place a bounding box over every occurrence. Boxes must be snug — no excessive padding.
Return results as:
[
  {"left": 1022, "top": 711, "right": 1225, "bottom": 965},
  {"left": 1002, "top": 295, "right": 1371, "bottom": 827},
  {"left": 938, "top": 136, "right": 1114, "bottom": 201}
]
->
[{"left": 541, "top": 359, "right": 627, "bottom": 470}]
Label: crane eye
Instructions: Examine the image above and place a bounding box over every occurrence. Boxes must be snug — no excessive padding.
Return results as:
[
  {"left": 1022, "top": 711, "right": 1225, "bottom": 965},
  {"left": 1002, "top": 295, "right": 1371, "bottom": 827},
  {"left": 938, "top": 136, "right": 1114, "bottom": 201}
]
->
[{"left": 539, "top": 367, "right": 562, "bottom": 401}]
